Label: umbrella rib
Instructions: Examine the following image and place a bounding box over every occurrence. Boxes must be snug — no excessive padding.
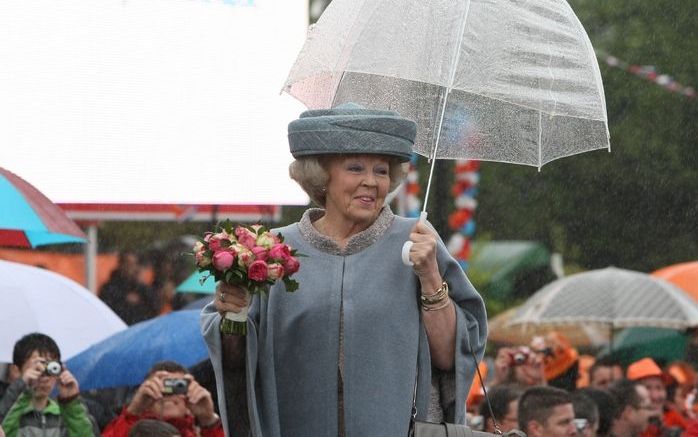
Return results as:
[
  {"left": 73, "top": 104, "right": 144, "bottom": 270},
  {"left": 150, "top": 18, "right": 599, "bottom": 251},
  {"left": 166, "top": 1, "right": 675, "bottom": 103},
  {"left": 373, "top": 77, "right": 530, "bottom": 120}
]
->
[{"left": 423, "top": 0, "right": 472, "bottom": 212}]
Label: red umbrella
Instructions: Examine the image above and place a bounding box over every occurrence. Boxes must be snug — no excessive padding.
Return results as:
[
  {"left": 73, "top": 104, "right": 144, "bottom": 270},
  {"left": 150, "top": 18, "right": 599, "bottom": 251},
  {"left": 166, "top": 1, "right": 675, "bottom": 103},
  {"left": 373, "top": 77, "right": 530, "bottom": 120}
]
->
[{"left": 0, "top": 167, "right": 86, "bottom": 247}]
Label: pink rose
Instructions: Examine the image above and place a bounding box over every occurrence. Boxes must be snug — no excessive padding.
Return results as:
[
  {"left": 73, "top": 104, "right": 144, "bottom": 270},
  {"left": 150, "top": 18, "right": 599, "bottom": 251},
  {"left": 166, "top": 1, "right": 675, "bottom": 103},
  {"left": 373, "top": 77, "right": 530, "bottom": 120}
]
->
[
  {"left": 203, "top": 232, "right": 213, "bottom": 242},
  {"left": 256, "top": 232, "right": 276, "bottom": 249},
  {"left": 282, "top": 256, "right": 300, "bottom": 275},
  {"left": 268, "top": 243, "right": 291, "bottom": 261},
  {"left": 248, "top": 260, "right": 268, "bottom": 282},
  {"left": 208, "top": 238, "right": 222, "bottom": 252},
  {"left": 251, "top": 246, "right": 268, "bottom": 261},
  {"left": 192, "top": 241, "right": 204, "bottom": 253},
  {"left": 208, "top": 232, "right": 232, "bottom": 252},
  {"left": 196, "top": 251, "right": 211, "bottom": 268},
  {"left": 235, "top": 227, "right": 257, "bottom": 250},
  {"left": 267, "top": 263, "right": 284, "bottom": 280},
  {"left": 237, "top": 247, "right": 255, "bottom": 268},
  {"left": 213, "top": 250, "right": 235, "bottom": 271}
]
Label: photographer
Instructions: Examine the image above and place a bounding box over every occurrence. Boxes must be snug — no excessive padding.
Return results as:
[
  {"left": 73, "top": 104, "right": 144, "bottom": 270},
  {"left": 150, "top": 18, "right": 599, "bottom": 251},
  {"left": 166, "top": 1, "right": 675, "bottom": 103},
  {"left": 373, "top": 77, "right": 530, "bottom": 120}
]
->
[
  {"left": 491, "top": 345, "right": 547, "bottom": 387},
  {"left": 102, "top": 361, "right": 223, "bottom": 437},
  {"left": 0, "top": 333, "right": 97, "bottom": 436}
]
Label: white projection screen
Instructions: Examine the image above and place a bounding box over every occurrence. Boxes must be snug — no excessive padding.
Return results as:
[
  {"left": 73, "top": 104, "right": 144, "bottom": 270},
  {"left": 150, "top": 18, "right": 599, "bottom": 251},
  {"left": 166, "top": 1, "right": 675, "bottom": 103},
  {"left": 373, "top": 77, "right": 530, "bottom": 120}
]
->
[{"left": 0, "top": 0, "right": 310, "bottom": 207}]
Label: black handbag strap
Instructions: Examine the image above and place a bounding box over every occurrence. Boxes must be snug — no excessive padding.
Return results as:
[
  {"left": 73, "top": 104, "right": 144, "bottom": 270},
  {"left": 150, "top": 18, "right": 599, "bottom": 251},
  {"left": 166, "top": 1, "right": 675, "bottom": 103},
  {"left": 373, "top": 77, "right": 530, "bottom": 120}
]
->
[{"left": 412, "top": 313, "right": 502, "bottom": 436}]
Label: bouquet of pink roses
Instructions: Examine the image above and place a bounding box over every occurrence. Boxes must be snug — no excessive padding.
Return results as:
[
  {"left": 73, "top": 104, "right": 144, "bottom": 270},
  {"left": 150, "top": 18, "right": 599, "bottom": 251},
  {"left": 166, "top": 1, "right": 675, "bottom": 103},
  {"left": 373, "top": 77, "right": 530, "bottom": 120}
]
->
[{"left": 192, "top": 219, "right": 301, "bottom": 335}]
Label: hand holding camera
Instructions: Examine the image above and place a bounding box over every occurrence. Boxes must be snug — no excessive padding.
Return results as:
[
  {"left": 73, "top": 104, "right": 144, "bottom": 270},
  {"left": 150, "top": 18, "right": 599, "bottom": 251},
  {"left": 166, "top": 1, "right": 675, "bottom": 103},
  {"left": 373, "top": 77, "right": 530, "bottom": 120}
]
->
[
  {"left": 493, "top": 346, "right": 546, "bottom": 386},
  {"left": 22, "top": 358, "right": 63, "bottom": 387},
  {"left": 127, "top": 370, "right": 172, "bottom": 415},
  {"left": 56, "top": 367, "right": 80, "bottom": 399}
]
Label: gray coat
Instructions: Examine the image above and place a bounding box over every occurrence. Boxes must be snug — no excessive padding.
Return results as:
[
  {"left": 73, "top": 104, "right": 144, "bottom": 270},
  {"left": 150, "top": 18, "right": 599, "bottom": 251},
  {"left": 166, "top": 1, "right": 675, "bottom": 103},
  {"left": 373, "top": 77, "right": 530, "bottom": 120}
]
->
[{"left": 200, "top": 210, "right": 487, "bottom": 437}]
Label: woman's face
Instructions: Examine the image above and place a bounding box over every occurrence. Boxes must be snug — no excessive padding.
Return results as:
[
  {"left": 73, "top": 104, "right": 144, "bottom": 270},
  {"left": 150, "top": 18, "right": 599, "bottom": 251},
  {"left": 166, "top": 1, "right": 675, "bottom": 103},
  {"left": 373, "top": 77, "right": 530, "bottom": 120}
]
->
[{"left": 324, "top": 154, "right": 391, "bottom": 227}]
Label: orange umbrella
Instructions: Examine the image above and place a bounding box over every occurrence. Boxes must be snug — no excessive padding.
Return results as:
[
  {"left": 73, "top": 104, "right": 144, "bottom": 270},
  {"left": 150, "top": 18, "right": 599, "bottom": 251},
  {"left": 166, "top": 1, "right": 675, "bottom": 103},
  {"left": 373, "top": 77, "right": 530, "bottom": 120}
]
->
[{"left": 652, "top": 261, "right": 698, "bottom": 301}]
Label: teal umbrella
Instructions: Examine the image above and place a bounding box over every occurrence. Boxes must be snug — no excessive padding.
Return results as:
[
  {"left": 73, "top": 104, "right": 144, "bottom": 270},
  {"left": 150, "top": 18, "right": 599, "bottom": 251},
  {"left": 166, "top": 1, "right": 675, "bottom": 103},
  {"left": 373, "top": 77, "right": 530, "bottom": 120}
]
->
[
  {"left": 598, "top": 327, "right": 689, "bottom": 367},
  {"left": 0, "top": 167, "right": 86, "bottom": 247},
  {"left": 176, "top": 271, "right": 216, "bottom": 294}
]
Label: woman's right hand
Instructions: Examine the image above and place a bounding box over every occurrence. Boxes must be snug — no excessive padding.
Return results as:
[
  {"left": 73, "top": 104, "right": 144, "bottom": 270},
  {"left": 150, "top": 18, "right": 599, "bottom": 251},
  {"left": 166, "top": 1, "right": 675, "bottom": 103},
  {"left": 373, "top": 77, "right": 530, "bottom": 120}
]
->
[{"left": 214, "top": 282, "right": 249, "bottom": 315}]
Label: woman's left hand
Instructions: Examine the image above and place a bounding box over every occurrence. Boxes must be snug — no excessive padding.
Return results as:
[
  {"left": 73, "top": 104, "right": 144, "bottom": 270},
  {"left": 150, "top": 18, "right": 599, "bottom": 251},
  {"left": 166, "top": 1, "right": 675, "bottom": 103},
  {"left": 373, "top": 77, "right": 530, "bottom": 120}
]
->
[{"left": 408, "top": 221, "right": 441, "bottom": 288}]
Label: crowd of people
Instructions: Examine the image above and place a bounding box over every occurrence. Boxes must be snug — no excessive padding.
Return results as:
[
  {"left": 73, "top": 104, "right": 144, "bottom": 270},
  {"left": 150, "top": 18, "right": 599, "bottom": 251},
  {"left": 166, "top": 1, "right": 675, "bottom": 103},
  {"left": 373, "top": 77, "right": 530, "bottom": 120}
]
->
[
  {"left": 99, "top": 249, "right": 199, "bottom": 325},
  {"left": 466, "top": 332, "right": 698, "bottom": 437},
  {"left": 2, "top": 329, "right": 695, "bottom": 436},
  {"left": 0, "top": 333, "right": 223, "bottom": 436}
]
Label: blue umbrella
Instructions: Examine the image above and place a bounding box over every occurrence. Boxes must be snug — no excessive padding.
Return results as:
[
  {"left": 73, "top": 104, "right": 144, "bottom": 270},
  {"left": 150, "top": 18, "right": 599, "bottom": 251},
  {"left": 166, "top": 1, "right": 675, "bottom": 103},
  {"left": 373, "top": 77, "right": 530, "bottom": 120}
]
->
[
  {"left": 176, "top": 271, "right": 216, "bottom": 294},
  {"left": 184, "top": 296, "right": 213, "bottom": 310},
  {"left": 66, "top": 310, "right": 208, "bottom": 391}
]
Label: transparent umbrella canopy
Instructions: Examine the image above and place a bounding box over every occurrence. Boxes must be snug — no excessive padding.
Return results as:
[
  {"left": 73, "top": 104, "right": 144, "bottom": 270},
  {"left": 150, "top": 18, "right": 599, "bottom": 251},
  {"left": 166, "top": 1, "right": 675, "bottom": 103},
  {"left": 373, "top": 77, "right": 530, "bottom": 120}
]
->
[
  {"left": 508, "top": 267, "right": 698, "bottom": 330},
  {"left": 283, "top": 0, "right": 610, "bottom": 212}
]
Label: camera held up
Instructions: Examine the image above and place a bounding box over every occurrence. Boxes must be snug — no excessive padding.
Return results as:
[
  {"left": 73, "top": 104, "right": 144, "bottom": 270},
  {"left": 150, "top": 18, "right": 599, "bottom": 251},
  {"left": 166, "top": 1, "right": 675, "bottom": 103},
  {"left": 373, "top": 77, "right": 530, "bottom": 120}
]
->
[
  {"left": 43, "top": 360, "right": 62, "bottom": 377},
  {"left": 162, "top": 378, "right": 189, "bottom": 395}
]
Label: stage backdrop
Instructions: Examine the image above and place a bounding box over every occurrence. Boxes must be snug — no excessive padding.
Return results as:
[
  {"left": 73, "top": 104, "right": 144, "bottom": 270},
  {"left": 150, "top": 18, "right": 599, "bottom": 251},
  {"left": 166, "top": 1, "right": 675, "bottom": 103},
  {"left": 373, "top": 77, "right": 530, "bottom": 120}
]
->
[{"left": 0, "top": 0, "right": 309, "bottom": 207}]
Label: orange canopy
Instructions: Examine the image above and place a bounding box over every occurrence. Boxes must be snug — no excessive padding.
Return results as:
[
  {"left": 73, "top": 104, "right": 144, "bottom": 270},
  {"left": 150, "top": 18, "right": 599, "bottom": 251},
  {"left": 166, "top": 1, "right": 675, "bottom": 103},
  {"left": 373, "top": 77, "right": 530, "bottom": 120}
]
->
[{"left": 652, "top": 261, "right": 698, "bottom": 301}]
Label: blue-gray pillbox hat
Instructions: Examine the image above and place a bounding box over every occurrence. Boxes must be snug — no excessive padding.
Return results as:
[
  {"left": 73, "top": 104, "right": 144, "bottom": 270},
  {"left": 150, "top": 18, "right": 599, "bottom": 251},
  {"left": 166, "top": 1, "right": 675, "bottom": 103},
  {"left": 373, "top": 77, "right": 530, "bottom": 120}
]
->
[{"left": 288, "top": 103, "right": 416, "bottom": 162}]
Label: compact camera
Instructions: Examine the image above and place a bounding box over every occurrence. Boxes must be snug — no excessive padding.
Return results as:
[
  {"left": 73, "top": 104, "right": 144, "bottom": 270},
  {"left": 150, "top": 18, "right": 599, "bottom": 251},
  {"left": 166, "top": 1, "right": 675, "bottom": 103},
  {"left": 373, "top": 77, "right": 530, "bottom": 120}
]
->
[
  {"left": 573, "top": 418, "right": 589, "bottom": 434},
  {"left": 508, "top": 347, "right": 531, "bottom": 366},
  {"left": 43, "top": 360, "right": 62, "bottom": 377},
  {"left": 162, "top": 378, "right": 189, "bottom": 395}
]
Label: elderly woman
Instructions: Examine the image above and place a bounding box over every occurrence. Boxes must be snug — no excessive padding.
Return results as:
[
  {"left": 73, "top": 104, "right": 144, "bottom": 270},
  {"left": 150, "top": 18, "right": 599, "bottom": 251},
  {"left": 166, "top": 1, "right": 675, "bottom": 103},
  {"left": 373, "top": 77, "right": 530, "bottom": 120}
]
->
[{"left": 200, "top": 103, "right": 487, "bottom": 437}]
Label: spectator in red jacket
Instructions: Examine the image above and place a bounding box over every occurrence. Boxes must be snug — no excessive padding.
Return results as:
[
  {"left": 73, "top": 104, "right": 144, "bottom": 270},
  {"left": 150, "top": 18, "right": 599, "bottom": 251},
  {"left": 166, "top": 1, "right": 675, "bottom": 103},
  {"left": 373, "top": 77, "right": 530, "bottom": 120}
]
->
[{"left": 102, "top": 361, "right": 223, "bottom": 437}]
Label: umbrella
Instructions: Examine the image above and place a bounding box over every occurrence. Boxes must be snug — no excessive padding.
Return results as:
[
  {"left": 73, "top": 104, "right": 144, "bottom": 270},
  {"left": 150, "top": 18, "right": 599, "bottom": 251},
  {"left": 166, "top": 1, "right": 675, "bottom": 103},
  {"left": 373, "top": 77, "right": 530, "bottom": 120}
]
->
[
  {"left": 66, "top": 310, "right": 208, "bottom": 391},
  {"left": 652, "top": 261, "right": 698, "bottom": 301},
  {"left": 0, "top": 260, "right": 126, "bottom": 363},
  {"left": 597, "top": 327, "right": 689, "bottom": 367},
  {"left": 0, "top": 167, "right": 87, "bottom": 247},
  {"left": 183, "top": 296, "right": 213, "bottom": 310},
  {"left": 176, "top": 270, "right": 216, "bottom": 294},
  {"left": 283, "top": 0, "right": 609, "bottom": 208},
  {"left": 508, "top": 267, "right": 698, "bottom": 331},
  {"left": 488, "top": 307, "right": 608, "bottom": 348},
  {"left": 468, "top": 241, "right": 553, "bottom": 300}
]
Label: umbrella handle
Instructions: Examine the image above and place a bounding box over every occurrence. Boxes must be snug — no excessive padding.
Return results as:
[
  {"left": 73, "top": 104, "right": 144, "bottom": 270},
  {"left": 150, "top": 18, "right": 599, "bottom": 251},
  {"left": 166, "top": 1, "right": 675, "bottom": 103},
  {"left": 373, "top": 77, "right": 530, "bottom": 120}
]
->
[{"left": 401, "top": 211, "right": 428, "bottom": 266}]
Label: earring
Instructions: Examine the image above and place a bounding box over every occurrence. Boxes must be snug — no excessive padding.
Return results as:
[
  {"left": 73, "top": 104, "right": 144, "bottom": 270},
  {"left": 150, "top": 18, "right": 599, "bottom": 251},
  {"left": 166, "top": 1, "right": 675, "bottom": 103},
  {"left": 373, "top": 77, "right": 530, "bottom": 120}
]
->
[{"left": 321, "top": 186, "right": 327, "bottom": 193}]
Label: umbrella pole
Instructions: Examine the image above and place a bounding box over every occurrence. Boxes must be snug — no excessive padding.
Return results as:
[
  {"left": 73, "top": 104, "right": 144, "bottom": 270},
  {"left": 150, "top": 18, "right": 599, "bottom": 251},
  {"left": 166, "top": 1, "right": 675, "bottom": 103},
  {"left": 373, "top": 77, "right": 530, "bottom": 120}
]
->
[{"left": 422, "top": 1, "right": 472, "bottom": 214}]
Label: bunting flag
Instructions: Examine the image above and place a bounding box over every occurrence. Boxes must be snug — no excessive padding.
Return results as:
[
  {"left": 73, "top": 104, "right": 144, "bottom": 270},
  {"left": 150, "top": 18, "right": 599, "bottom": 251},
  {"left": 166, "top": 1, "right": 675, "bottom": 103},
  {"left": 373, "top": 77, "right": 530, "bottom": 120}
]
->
[
  {"left": 446, "top": 160, "right": 480, "bottom": 270},
  {"left": 404, "top": 154, "right": 422, "bottom": 218},
  {"left": 597, "top": 50, "right": 695, "bottom": 99}
]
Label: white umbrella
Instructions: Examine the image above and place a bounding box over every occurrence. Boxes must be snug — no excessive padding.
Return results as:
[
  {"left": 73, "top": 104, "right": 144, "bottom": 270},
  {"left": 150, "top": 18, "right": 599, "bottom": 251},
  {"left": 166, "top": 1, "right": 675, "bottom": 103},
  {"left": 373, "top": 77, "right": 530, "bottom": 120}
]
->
[
  {"left": 284, "top": 0, "right": 609, "bottom": 177},
  {"left": 0, "top": 260, "right": 127, "bottom": 363},
  {"left": 489, "top": 307, "right": 609, "bottom": 348},
  {"left": 507, "top": 267, "right": 698, "bottom": 330}
]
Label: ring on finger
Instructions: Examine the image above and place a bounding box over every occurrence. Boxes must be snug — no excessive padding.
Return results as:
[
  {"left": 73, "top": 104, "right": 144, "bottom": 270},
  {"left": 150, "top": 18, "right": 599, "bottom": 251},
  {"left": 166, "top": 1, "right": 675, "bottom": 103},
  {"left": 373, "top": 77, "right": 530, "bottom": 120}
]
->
[{"left": 220, "top": 292, "right": 226, "bottom": 303}]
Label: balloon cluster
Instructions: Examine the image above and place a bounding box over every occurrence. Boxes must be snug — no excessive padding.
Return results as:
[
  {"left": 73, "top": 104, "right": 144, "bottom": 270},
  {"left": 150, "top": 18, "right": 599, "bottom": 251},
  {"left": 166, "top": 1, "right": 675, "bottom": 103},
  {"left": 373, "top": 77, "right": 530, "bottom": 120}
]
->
[{"left": 446, "top": 160, "right": 480, "bottom": 270}]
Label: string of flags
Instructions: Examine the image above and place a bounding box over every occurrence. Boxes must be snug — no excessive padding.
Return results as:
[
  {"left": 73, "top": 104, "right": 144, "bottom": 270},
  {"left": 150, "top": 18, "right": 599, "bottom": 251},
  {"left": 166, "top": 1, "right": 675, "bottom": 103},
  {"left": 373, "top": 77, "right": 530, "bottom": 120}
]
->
[
  {"left": 597, "top": 50, "right": 695, "bottom": 100},
  {"left": 402, "top": 156, "right": 479, "bottom": 270},
  {"left": 403, "top": 155, "right": 422, "bottom": 219},
  {"left": 446, "top": 160, "right": 480, "bottom": 270}
]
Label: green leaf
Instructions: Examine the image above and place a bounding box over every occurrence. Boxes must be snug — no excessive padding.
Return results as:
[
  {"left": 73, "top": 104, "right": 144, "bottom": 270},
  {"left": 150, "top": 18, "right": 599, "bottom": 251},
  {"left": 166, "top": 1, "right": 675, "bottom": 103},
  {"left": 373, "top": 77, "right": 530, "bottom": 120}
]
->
[{"left": 284, "top": 278, "right": 299, "bottom": 292}]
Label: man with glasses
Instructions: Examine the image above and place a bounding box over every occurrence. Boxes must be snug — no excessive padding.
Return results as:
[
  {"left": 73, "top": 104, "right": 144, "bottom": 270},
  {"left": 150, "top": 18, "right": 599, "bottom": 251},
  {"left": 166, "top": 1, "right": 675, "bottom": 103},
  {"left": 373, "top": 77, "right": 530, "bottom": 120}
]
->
[{"left": 609, "top": 379, "right": 654, "bottom": 437}]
